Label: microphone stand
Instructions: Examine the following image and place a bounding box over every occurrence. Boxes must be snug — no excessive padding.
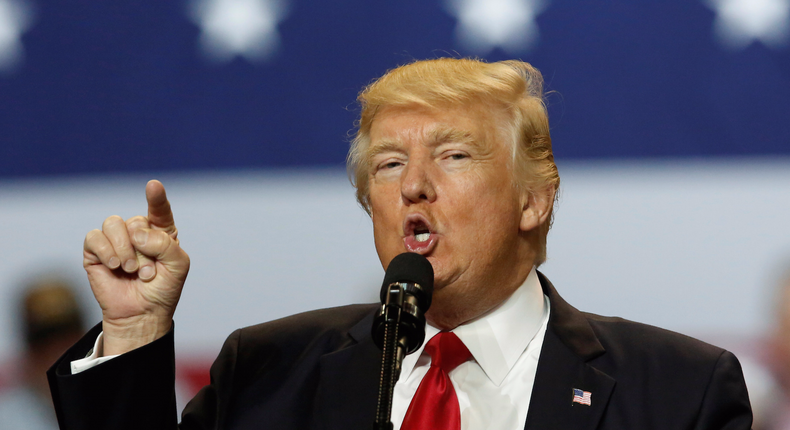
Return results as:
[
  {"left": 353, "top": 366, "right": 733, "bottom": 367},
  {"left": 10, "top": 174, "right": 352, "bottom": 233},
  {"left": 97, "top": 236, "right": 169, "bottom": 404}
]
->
[{"left": 373, "top": 284, "right": 407, "bottom": 430}]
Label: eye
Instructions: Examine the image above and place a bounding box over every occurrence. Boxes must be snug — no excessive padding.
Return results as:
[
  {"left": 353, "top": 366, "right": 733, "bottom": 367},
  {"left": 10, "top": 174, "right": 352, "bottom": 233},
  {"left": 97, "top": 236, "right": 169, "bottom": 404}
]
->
[
  {"left": 438, "top": 149, "right": 472, "bottom": 171},
  {"left": 374, "top": 158, "right": 405, "bottom": 175},
  {"left": 442, "top": 151, "right": 469, "bottom": 162},
  {"left": 381, "top": 160, "right": 403, "bottom": 170}
]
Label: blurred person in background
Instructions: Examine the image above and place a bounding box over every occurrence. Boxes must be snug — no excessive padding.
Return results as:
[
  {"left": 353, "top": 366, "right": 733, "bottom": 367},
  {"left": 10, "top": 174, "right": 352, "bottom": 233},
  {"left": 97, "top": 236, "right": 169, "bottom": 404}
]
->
[
  {"left": 0, "top": 279, "right": 85, "bottom": 430},
  {"left": 749, "top": 267, "right": 790, "bottom": 430}
]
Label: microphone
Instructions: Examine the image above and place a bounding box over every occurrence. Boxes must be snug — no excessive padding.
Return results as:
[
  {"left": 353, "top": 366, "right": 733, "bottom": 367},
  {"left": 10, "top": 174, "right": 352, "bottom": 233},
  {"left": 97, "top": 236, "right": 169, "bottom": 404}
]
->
[
  {"left": 372, "top": 252, "right": 434, "bottom": 355},
  {"left": 371, "top": 252, "right": 433, "bottom": 430}
]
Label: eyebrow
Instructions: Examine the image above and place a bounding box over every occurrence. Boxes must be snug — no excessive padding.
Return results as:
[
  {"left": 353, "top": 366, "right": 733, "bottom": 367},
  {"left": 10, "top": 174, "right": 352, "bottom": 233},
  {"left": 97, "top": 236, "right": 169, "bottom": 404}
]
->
[
  {"left": 368, "top": 125, "right": 482, "bottom": 159},
  {"left": 367, "top": 139, "right": 403, "bottom": 160},
  {"left": 429, "top": 127, "right": 477, "bottom": 148}
]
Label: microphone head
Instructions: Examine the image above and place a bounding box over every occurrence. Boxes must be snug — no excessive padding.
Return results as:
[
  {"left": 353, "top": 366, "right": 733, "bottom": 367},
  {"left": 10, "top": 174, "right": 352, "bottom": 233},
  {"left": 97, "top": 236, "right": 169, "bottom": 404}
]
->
[{"left": 380, "top": 252, "right": 434, "bottom": 310}]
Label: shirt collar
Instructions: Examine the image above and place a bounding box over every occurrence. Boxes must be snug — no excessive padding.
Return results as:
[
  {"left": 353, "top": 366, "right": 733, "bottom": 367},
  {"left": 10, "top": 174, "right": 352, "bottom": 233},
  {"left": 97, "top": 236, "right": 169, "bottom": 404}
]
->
[{"left": 399, "top": 266, "right": 547, "bottom": 386}]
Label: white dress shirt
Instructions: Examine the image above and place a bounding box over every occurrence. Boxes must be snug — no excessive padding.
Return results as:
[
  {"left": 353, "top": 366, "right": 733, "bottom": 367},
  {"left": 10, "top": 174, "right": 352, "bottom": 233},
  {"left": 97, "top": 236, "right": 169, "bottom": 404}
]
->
[
  {"left": 72, "top": 267, "right": 550, "bottom": 430},
  {"left": 390, "top": 266, "right": 550, "bottom": 430},
  {"left": 70, "top": 331, "right": 116, "bottom": 374}
]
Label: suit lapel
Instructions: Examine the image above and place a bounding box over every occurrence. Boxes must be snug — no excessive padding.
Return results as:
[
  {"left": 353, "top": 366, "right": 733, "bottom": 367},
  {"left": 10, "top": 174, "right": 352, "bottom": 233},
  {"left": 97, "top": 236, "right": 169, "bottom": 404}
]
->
[
  {"left": 524, "top": 273, "right": 616, "bottom": 430},
  {"left": 524, "top": 324, "right": 615, "bottom": 429},
  {"left": 316, "top": 309, "right": 382, "bottom": 430}
]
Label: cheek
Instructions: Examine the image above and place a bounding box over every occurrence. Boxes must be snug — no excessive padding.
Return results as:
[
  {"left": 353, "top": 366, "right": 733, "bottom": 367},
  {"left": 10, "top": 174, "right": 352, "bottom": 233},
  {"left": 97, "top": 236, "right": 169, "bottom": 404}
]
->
[
  {"left": 371, "top": 212, "right": 399, "bottom": 268},
  {"left": 456, "top": 185, "right": 521, "bottom": 241},
  {"left": 371, "top": 210, "right": 396, "bottom": 242},
  {"left": 370, "top": 189, "right": 403, "bottom": 244},
  {"left": 450, "top": 174, "right": 516, "bottom": 220},
  {"left": 369, "top": 185, "right": 395, "bottom": 220}
]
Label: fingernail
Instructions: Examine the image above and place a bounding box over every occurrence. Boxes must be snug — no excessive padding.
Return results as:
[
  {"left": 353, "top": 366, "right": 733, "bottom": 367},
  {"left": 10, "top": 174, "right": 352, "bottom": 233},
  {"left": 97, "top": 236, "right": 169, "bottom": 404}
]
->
[
  {"left": 124, "top": 259, "right": 138, "bottom": 272},
  {"left": 108, "top": 257, "right": 120, "bottom": 269},
  {"left": 134, "top": 229, "right": 148, "bottom": 246},
  {"left": 139, "top": 265, "right": 155, "bottom": 280}
]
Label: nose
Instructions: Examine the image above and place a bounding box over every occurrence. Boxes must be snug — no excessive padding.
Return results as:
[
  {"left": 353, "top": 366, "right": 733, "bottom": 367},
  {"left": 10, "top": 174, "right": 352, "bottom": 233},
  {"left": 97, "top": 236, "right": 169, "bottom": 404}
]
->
[{"left": 400, "top": 157, "right": 437, "bottom": 205}]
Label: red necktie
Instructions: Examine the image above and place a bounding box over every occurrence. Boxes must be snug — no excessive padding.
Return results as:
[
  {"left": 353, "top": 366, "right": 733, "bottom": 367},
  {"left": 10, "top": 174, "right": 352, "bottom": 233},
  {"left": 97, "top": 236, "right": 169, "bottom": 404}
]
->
[{"left": 401, "top": 332, "right": 472, "bottom": 430}]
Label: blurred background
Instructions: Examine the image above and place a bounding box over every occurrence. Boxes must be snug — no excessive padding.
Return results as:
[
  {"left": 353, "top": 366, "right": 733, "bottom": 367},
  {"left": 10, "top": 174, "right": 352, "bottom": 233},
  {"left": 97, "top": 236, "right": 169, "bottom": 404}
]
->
[{"left": 0, "top": 0, "right": 789, "bottom": 427}]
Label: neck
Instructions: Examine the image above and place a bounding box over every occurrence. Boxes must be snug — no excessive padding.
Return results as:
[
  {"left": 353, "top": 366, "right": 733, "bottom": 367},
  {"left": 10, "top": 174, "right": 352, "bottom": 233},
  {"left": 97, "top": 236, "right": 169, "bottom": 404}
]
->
[{"left": 426, "top": 262, "right": 535, "bottom": 330}]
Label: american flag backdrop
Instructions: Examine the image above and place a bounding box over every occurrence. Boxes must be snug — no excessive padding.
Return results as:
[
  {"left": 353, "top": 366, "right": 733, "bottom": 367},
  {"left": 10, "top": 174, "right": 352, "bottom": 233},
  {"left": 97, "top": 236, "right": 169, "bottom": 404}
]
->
[
  {"left": 1, "top": 0, "right": 789, "bottom": 176},
  {"left": 0, "top": 0, "right": 788, "bottom": 405}
]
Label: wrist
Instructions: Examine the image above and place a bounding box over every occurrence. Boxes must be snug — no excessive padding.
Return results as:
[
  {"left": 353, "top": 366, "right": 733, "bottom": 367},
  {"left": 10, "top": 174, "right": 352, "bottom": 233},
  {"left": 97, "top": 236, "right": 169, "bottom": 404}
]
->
[{"left": 101, "top": 314, "right": 172, "bottom": 356}]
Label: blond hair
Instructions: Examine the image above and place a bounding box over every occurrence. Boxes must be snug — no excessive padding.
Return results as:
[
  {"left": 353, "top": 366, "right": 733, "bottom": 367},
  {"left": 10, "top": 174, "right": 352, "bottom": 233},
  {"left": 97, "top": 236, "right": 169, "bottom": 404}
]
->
[{"left": 347, "top": 57, "right": 560, "bottom": 265}]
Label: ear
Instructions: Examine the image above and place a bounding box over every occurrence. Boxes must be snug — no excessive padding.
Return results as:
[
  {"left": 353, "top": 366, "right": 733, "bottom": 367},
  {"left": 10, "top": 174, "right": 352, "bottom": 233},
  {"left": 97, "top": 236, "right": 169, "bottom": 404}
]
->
[{"left": 520, "top": 185, "right": 555, "bottom": 232}]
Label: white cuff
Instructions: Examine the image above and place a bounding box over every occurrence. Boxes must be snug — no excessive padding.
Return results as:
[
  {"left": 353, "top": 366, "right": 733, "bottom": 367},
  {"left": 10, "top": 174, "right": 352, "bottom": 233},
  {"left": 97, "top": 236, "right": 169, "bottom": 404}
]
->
[{"left": 70, "top": 332, "right": 120, "bottom": 374}]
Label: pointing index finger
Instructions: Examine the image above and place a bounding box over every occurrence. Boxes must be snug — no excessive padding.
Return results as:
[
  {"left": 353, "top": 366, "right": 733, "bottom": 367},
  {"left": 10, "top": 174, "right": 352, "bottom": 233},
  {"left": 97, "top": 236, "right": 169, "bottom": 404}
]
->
[{"left": 146, "top": 180, "right": 177, "bottom": 236}]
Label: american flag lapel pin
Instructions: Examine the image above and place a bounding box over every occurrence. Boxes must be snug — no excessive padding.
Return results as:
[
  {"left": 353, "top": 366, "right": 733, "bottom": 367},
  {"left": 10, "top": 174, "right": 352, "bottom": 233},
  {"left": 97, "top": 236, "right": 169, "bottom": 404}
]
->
[{"left": 572, "top": 388, "right": 592, "bottom": 406}]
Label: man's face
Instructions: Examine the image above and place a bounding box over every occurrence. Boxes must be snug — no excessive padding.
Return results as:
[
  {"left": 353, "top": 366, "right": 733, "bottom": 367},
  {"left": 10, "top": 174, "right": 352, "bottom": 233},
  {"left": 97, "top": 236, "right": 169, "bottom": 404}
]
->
[{"left": 367, "top": 102, "right": 535, "bottom": 328}]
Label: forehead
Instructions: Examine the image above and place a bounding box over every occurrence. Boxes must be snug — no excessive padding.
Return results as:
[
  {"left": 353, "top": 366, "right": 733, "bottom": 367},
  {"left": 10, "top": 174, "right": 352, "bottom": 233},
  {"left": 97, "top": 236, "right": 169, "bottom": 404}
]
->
[{"left": 367, "top": 102, "right": 510, "bottom": 150}]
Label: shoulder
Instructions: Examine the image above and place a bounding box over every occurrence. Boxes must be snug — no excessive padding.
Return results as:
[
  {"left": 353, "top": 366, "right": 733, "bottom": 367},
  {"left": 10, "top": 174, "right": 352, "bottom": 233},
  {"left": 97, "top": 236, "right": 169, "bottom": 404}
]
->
[
  {"left": 576, "top": 313, "right": 752, "bottom": 427},
  {"left": 223, "top": 303, "right": 378, "bottom": 360},
  {"left": 579, "top": 311, "right": 745, "bottom": 400},
  {"left": 193, "top": 304, "right": 380, "bottom": 426},
  {"left": 582, "top": 312, "right": 727, "bottom": 365},
  {"left": 539, "top": 274, "right": 752, "bottom": 425},
  {"left": 238, "top": 303, "right": 378, "bottom": 339},
  {"left": 538, "top": 271, "right": 730, "bottom": 369}
]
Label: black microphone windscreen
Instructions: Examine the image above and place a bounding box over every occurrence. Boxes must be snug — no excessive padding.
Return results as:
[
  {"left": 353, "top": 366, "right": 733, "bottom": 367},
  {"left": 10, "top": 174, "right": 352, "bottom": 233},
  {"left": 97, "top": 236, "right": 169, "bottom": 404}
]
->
[{"left": 380, "top": 252, "right": 434, "bottom": 309}]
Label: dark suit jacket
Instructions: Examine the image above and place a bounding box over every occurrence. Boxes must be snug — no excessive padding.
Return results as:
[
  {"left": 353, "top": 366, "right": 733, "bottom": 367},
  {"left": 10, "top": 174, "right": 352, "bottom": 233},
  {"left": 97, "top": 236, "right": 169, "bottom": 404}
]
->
[{"left": 48, "top": 273, "right": 753, "bottom": 429}]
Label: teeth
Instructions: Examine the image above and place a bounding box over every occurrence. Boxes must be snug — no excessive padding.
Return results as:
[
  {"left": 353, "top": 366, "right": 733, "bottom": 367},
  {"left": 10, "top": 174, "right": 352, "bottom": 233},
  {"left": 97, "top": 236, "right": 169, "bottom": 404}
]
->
[{"left": 415, "top": 232, "right": 430, "bottom": 242}]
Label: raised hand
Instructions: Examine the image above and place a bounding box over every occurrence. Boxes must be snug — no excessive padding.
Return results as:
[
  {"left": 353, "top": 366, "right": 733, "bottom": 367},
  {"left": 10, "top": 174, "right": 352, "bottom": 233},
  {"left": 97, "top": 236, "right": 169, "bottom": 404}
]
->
[{"left": 83, "top": 180, "right": 190, "bottom": 355}]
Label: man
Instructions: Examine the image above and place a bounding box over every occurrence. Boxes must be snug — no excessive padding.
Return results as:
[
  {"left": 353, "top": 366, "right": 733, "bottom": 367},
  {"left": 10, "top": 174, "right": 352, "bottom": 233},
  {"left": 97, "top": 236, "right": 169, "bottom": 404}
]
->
[{"left": 48, "top": 58, "right": 753, "bottom": 429}]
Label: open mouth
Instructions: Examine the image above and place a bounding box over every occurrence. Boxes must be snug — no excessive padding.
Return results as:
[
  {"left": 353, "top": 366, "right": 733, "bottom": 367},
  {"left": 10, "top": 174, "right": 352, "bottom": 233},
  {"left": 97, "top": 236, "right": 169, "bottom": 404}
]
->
[{"left": 403, "top": 214, "right": 438, "bottom": 254}]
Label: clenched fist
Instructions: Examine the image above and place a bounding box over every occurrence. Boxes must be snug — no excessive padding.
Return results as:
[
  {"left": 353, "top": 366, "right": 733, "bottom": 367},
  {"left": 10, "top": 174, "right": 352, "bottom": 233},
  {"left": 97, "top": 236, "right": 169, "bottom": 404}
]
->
[{"left": 83, "top": 180, "right": 190, "bottom": 356}]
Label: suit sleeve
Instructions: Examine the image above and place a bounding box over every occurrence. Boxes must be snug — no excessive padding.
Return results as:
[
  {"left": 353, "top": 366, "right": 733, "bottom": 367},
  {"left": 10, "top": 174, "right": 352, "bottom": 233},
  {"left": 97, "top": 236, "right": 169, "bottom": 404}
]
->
[
  {"left": 47, "top": 322, "right": 246, "bottom": 430},
  {"left": 692, "top": 350, "right": 753, "bottom": 430},
  {"left": 179, "top": 329, "right": 241, "bottom": 430},
  {"left": 47, "top": 322, "right": 178, "bottom": 430}
]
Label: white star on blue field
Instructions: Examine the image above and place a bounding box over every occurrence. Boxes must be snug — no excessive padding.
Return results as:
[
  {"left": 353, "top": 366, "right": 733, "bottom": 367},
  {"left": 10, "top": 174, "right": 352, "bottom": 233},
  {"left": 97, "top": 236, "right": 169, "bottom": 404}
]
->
[
  {"left": 188, "top": 0, "right": 290, "bottom": 63},
  {"left": 704, "top": 0, "right": 790, "bottom": 49},
  {"left": 0, "top": 0, "right": 34, "bottom": 73},
  {"left": 443, "top": 0, "right": 550, "bottom": 54}
]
